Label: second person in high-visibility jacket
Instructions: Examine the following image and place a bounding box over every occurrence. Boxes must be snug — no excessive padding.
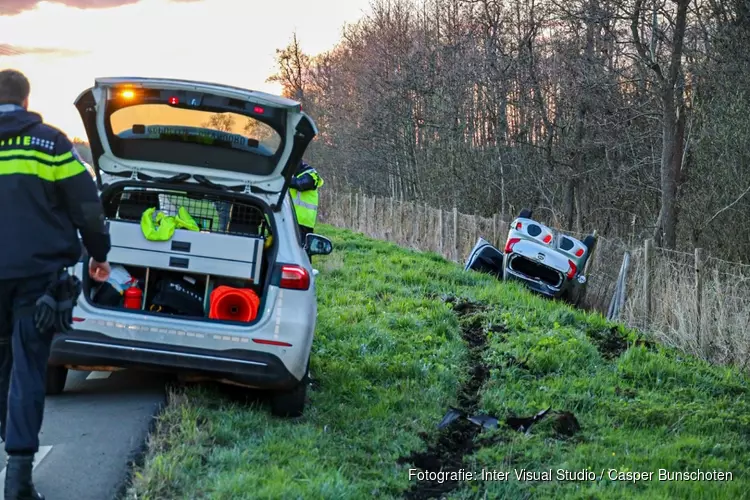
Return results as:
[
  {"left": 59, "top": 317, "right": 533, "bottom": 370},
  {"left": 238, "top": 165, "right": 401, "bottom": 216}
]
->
[{"left": 288, "top": 160, "right": 323, "bottom": 240}]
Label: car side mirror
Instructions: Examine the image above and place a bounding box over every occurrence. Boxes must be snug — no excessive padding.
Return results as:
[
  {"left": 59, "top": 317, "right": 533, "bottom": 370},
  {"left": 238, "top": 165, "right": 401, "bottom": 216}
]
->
[{"left": 305, "top": 234, "right": 333, "bottom": 256}]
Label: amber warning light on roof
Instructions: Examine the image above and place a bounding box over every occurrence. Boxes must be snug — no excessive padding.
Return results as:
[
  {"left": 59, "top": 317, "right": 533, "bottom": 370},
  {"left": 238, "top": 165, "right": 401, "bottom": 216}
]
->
[{"left": 121, "top": 89, "right": 135, "bottom": 99}]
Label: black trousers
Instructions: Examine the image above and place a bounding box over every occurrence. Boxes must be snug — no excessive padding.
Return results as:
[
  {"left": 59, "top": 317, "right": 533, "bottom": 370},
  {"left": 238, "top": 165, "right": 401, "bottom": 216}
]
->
[
  {"left": 299, "top": 225, "right": 314, "bottom": 263},
  {"left": 299, "top": 225, "right": 314, "bottom": 241},
  {"left": 0, "top": 274, "right": 55, "bottom": 455}
]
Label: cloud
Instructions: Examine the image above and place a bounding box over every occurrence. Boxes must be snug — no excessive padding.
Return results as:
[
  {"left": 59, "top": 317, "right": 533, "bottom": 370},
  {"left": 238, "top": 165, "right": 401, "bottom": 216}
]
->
[
  {"left": 0, "top": 43, "right": 88, "bottom": 57},
  {"left": 0, "top": 1, "right": 140, "bottom": 16},
  {"left": 0, "top": 0, "right": 203, "bottom": 16}
]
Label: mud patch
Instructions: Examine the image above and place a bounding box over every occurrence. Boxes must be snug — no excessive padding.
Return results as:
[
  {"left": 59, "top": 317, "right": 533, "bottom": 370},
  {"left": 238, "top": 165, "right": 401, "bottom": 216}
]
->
[
  {"left": 552, "top": 411, "right": 581, "bottom": 437},
  {"left": 615, "top": 386, "right": 637, "bottom": 399},
  {"left": 586, "top": 326, "right": 657, "bottom": 360},
  {"left": 397, "top": 298, "right": 490, "bottom": 499},
  {"left": 502, "top": 354, "right": 530, "bottom": 371},
  {"left": 586, "top": 326, "right": 629, "bottom": 359}
]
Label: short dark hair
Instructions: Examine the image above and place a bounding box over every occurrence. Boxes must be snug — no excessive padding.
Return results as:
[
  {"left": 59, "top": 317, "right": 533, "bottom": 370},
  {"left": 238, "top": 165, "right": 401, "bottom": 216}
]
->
[{"left": 0, "top": 69, "right": 30, "bottom": 105}]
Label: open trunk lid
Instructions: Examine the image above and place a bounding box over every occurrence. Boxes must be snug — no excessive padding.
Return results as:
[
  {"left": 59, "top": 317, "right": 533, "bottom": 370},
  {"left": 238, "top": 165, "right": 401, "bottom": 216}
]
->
[{"left": 74, "top": 77, "right": 317, "bottom": 209}]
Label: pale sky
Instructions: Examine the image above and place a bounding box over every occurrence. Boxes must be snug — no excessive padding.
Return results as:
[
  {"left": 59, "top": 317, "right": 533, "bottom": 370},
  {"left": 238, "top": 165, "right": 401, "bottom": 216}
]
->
[{"left": 0, "top": 0, "right": 371, "bottom": 140}]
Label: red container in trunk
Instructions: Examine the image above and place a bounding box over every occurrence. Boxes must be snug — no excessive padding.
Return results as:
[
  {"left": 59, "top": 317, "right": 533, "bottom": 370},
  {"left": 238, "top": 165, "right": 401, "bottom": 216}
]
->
[{"left": 123, "top": 286, "right": 143, "bottom": 309}]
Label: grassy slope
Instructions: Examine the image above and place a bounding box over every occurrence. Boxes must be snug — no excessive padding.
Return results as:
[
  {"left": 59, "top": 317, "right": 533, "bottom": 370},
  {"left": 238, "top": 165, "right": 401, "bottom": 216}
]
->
[{"left": 126, "top": 225, "right": 750, "bottom": 500}]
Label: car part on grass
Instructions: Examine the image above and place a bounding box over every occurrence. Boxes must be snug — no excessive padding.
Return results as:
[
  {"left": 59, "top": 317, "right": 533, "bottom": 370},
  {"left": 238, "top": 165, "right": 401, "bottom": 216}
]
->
[
  {"left": 438, "top": 408, "right": 494, "bottom": 431},
  {"left": 465, "top": 208, "right": 598, "bottom": 308},
  {"left": 467, "top": 414, "right": 499, "bottom": 430},
  {"left": 438, "top": 408, "right": 464, "bottom": 429},
  {"left": 438, "top": 406, "right": 573, "bottom": 435},
  {"left": 506, "top": 407, "right": 551, "bottom": 433}
]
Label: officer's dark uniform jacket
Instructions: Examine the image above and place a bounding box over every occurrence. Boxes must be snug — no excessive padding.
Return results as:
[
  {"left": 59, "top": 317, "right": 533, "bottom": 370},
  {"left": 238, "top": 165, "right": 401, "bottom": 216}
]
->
[{"left": 0, "top": 104, "right": 110, "bottom": 279}]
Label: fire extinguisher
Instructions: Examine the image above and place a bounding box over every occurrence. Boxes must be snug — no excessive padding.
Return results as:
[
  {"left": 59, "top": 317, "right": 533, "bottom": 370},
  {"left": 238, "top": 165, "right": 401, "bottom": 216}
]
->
[{"left": 123, "top": 279, "right": 143, "bottom": 309}]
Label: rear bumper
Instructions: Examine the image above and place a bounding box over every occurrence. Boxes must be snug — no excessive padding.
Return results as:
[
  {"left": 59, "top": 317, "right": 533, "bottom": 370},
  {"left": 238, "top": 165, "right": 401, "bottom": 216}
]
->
[{"left": 49, "top": 330, "right": 301, "bottom": 390}]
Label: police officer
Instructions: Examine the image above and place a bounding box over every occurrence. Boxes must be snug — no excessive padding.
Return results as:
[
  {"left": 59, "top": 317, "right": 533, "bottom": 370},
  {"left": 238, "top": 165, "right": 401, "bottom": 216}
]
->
[
  {"left": 0, "top": 69, "right": 112, "bottom": 500},
  {"left": 288, "top": 159, "right": 324, "bottom": 240}
]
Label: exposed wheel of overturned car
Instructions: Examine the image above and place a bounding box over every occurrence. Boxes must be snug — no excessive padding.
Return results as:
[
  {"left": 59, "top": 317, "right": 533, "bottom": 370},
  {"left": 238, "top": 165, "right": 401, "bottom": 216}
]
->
[
  {"left": 582, "top": 233, "right": 597, "bottom": 253},
  {"left": 519, "top": 208, "right": 533, "bottom": 219}
]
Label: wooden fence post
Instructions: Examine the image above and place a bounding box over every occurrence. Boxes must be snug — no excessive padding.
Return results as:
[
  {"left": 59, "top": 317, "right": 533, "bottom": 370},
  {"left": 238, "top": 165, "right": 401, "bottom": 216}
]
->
[
  {"left": 389, "top": 197, "right": 395, "bottom": 240},
  {"left": 695, "top": 247, "right": 704, "bottom": 353},
  {"left": 423, "top": 203, "right": 437, "bottom": 252},
  {"left": 364, "top": 194, "right": 369, "bottom": 234},
  {"left": 348, "top": 192, "right": 353, "bottom": 227},
  {"left": 354, "top": 192, "right": 360, "bottom": 231},
  {"left": 643, "top": 238, "right": 653, "bottom": 328},
  {"left": 453, "top": 207, "right": 459, "bottom": 262},
  {"left": 493, "top": 213, "right": 498, "bottom": 247},
  {"left": 437, "top": 209, "right": 443, "bottom": 255},
  {"left": 395, "top": 200, "right": 401, "bottom": 242},
  {"left": 412, "top": 202, "right": 419, "bottom": 246}
]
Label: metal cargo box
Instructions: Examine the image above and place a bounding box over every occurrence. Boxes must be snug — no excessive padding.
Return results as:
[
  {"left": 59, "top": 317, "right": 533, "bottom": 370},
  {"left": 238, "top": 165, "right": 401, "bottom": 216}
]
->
[{"left": 106, "top": 220, "right": 265, "bottom": 282}]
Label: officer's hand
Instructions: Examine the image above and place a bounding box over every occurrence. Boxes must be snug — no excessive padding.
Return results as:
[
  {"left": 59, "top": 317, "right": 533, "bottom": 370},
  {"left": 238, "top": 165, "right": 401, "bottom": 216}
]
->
[{"left": 89, "top": 258, "right": 111, "bottom": 282}]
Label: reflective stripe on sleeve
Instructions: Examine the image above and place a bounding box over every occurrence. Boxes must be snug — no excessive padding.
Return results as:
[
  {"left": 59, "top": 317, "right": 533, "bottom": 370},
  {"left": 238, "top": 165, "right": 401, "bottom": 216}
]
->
[{"left": 0, "top": 153, "right": 86, "bottom": 181}]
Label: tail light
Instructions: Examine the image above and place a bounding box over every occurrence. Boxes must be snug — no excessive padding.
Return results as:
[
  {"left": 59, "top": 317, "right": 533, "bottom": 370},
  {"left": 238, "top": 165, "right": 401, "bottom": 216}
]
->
[
  {"left": 575, "top": 248, "right": 584, "bottom": 257},
  {"left": 566, "top": 260, "right": 577, "bottom": 279},
  {"left": 515, "top": 222, "right": 522, "bottom": 230},
  {"left": 505, "top": 237, "right": 521, "bottom": 254},
  {"left": 542, "top": 234, "right": 552, "bottom": 244},
  {"left": 279, "top": 265, "right": 310, "bottom": 290}
]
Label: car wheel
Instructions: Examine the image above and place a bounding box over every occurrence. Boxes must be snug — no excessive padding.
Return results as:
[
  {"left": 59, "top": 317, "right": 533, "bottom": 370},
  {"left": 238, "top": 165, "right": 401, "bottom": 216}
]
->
[
  {"left": 46, "top": 365, "right": 68, "bottom": 395},
  {"left": 519, "top": 208, "right": 533, "bottom": 219},
  {"left": 271, "top": 361, "right": 310, "bottom": 418},
  {"left": 582, "top": 234, "right": 597, "bottom": 252},
  {"left": 270, "top": 379, "right": 308, "bottom": 418}
]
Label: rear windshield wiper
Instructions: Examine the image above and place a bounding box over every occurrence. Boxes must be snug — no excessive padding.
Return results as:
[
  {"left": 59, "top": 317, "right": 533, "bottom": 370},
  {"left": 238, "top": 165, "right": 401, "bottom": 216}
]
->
[
  {"left": 193, "top": 174, "right": 229, "bottom": 191},
  {"left": 138, "top": 172, "right": 191, "bottom": 184},
  {"left": 192, "top": 175, "right": 275, "bottom": 195}
]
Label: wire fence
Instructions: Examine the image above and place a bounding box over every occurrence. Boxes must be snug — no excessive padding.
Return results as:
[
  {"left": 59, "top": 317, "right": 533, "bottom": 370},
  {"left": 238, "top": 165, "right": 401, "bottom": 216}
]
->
[{"left": 318, "top": 189, "right": 750, "bottom": 370}]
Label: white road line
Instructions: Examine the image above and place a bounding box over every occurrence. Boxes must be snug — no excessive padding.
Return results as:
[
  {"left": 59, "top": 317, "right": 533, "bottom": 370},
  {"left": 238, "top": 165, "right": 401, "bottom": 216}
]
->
[
  {"left": 86, "top": 371, "right": 112, "bottom": 380},
  {"left": 0, "top": 445, "right": 53, "bottom": 500}
]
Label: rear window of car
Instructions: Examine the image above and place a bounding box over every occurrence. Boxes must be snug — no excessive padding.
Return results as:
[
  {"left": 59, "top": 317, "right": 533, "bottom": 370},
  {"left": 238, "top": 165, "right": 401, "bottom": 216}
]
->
[
  {"left": 109, "top": 104, "right": 282, "bottom": 155},
  {"left": 101, "top": 87, "right": 289, "bottom": 176}
]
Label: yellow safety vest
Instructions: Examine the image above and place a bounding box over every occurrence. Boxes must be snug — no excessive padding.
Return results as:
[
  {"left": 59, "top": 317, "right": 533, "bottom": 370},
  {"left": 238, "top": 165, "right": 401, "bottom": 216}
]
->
[
  {"left": 141, "top": 206, "right": 200, "bottom": 241},
  {"left": 289, "top": 169, "right": 323, "bottom": 228}
]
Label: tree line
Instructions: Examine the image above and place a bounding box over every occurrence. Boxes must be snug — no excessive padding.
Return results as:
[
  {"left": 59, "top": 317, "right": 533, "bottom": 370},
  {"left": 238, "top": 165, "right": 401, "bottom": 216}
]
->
[{"left": 268, "top": 0, "right": 750, "bottom": 262}]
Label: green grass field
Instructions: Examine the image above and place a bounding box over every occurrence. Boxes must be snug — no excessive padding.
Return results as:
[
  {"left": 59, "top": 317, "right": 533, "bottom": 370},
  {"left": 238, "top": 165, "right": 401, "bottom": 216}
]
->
[{"left": 126, "top": 225, "right": 750, "bottom": 500}]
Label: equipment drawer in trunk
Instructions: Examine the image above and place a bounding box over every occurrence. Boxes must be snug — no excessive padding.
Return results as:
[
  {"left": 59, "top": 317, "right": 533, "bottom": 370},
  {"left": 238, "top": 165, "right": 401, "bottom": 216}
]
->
[{"left": 106, "top": 220, "right": 264, "bottom": 282}]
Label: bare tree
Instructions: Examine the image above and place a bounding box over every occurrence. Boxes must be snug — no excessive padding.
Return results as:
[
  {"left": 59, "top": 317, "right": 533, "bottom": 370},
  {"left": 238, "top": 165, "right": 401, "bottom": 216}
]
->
[
  {"left": 266, "top": 0, "right": 750, "bottom": 262},
  {"left": 202, "top": 113, "right": 235, "bottom": 132}
]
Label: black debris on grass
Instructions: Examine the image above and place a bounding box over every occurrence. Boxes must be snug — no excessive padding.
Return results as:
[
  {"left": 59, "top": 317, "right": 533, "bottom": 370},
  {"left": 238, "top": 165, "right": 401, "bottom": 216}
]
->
[{"left": 506, "top": 407, "right": 551, "bottom": 433}]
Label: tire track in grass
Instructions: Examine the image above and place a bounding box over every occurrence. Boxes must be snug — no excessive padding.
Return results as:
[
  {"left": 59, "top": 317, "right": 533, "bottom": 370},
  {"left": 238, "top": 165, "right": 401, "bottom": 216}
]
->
[{"left": 397, "top": 297, "right": 491, "bottom": 499}]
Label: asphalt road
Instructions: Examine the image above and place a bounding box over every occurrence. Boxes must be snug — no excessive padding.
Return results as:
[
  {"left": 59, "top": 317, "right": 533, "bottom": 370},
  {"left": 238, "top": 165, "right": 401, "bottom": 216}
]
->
[{"left": 0, "top": 369, "right": 167, "bottom": 500}]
